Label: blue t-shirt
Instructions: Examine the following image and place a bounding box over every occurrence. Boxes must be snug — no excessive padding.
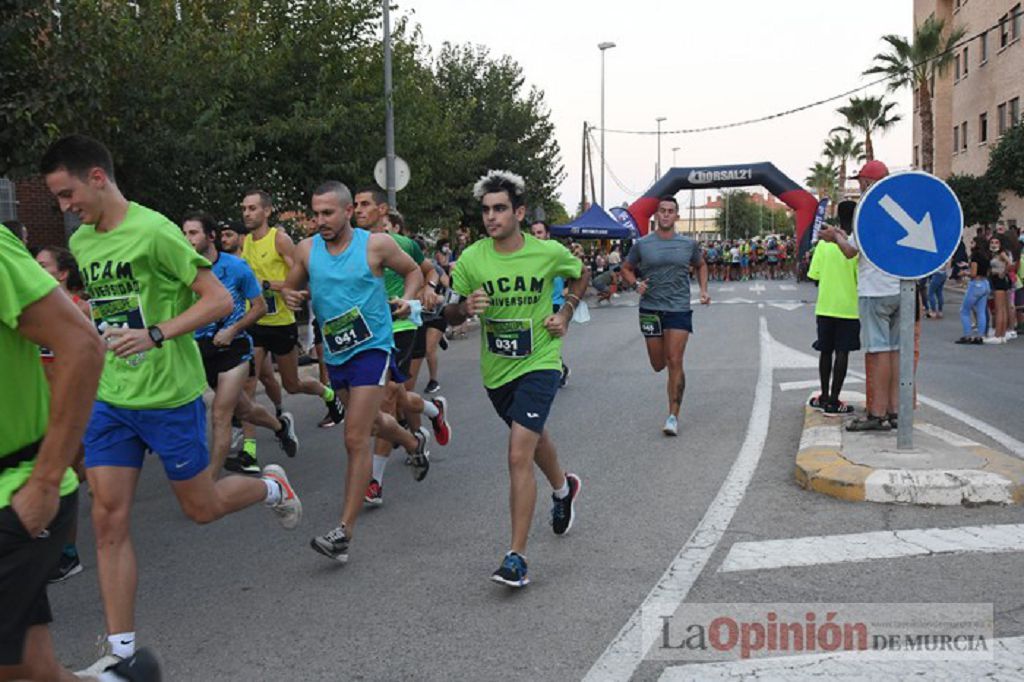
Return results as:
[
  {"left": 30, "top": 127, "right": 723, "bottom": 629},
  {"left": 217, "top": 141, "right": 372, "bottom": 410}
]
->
[
  {"left": 552, "top": 276, "right": 565, "bottom": 306},
  {"left": 195, "top": 252, "right": 261, "bottom": 339}
]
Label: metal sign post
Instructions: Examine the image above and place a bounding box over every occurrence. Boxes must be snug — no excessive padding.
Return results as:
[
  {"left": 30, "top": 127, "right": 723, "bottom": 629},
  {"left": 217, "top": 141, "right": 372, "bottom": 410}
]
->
[{"left": 853, "top": 171, "right": 964, "bottom": 451}]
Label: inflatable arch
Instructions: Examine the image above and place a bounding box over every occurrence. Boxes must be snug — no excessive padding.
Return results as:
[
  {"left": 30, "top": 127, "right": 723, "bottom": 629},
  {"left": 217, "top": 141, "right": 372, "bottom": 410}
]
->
[{"left": 625, "top": 163, "right": 820, "bottom": 250}]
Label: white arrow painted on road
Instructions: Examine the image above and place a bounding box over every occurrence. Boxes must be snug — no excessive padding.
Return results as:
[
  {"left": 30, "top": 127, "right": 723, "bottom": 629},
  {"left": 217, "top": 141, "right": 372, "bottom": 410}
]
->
[
  {"left": 879, "top": 194, "right": 938, "bottom": 253},
  {"left": 779, "top": 284, "right": 796, "bottom": 291},
  {"left": 748, "top": 283, "right": 766, "bottom": 294},
  {"left": 768, "top": 302, "right": 803, "bottom": 311}
]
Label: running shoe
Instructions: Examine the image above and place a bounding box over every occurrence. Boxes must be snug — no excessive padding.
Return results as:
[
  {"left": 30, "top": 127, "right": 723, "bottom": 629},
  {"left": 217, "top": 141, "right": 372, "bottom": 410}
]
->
[
  {"left": 823, "top": 401, "right": 854, "bottom": 417},
  {"left": 983, "top": 336, "right": 1007, "bottom": 344},
  {"left": 224, "top": 451, "right": 260, "bottom": 475},
  {"left": 77, "top": 653, "right": 122, "bottom": 678},
  {"left": 318, "top": 408, "right": 340, "bottom": 428},
  {"left": 48, "top": 549, "right": 83, "bottom": 583},
  {"left": 364, "top": 479, "right": 383, "bottom": 506},
  {"left": 551, "top": 473, "right": 581, "bottom": 536},
  {"left": 325, "top": 395, "right": 346, "bottom": 424},
  {"left": 311, "top": 525, "right": 349, "bottom": 563},
  {"left": 410, "top": 430, "right": 430, "bottom": 482},
  {"left": 106, "top": 648, "right": 163, "bottom": 682},
  {"left": 262, "top": 464, "right": 302, "bottom": 530},
  {"left": 439, "top": 336, "right": 449, "bottom": 351},
  {"left": 275, "top": 412, "right": 300, "bottom": 458},
  {"left": 559, "top": 363, "right": 571, "bottom": 388},
  {"left": 662, "top": 415, "right": 679, "bottom": 436},
  {"left": 424, "top": 379, "right": 441, "bottom": 394},
  {"left": 808, "top": 394, "right": 826, "bottom": 410},
  {"left": 429, "top": 397, "right": 451, "bottom": 446},
  {"left": 230, "top": 424, "right": 244, "bottom": 452},
  {"left": 490, "top": 551, "right": 529, "bottom": 588}
]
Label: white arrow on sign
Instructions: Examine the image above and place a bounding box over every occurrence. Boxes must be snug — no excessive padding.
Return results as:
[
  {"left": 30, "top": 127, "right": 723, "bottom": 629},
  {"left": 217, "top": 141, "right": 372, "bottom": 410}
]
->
[{"left": 879, "top": 194, "right": 937, "bottom": 253}]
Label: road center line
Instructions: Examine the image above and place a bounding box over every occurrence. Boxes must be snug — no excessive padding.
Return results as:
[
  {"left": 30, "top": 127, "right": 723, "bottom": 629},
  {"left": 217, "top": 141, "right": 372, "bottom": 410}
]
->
[{"left": 584, "top": 317, "right": 774, "bottom": 681}]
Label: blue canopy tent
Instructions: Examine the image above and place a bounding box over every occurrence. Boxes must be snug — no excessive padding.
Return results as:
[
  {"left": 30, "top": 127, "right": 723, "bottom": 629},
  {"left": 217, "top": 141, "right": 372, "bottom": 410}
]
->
[{"left": 549, "top": 204, "right": 639, "bottom": 239}]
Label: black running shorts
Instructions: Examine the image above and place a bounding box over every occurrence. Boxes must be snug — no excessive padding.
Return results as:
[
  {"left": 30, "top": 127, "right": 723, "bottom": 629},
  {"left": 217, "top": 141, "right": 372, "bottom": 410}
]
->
[{"left": 250, "top": 323, "right": 299, "bottom": 356}]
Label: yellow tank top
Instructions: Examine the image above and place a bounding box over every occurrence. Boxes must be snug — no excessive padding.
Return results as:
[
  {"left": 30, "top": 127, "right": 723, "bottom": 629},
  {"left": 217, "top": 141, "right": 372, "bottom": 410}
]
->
[{"left": 241, "top": 227, "right": 295, "bottom": 326}]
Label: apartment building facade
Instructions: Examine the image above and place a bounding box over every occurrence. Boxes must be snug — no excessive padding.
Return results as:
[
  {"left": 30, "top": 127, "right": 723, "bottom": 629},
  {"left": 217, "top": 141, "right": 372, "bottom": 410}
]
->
[{"left": 913, "top": 0, "right": 1024, "bottom": 230}]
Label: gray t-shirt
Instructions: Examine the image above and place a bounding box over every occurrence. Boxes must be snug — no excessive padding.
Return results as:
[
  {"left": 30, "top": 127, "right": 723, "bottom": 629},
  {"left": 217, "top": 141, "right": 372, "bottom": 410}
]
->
[{"left": 626, "top": 232, "right": 702, "bottom": 311}]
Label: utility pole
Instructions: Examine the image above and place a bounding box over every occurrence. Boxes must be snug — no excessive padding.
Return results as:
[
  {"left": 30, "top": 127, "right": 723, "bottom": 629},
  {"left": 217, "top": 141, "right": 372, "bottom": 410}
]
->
[
  {"left": 598, "top": 41, "right": 616, "bottom": 207},
  {"left": 655, "top": 116, "right": 666, "bottom": 179},
  {"left": 581, "top": 122, "right": 588, "bottom": 213},
  {"left": 383, "top": 0, "right": 396, "bottom": 208}
]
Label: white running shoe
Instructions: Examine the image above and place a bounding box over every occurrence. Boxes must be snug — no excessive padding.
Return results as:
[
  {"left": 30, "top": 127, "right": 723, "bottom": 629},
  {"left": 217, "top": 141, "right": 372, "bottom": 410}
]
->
[
  {"left": 983, "top": 336, "right": 1007, "bottom": 345},
  {"left": 662, "top": 415, "right": 679, "bottom": 436},
  {"left": 262, "top": 465, "right": 302, "bottom": 529},
  {"left": 76, "top": 653, "right": 122, "bottom": 677}
]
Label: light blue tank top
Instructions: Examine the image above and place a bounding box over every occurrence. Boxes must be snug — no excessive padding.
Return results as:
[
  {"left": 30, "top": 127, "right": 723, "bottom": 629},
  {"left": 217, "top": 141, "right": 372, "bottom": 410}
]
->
[{"left": 309, "top": 229, "right": 394, "bottom": 366}]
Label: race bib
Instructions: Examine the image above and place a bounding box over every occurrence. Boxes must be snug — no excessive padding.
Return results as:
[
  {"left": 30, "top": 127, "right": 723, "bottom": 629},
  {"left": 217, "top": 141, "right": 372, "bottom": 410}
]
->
[
  {"left": 484, "top": 318, "right": 533, "bottom": 358},
  {"left": 639, "top": 312, "right": 663, "bottom": 337},
  {"left": 90, "top": 295, "right": 147, "bottom": 331},
  {"left": 322, "top": 307, "right": 372, "bottom": 355},
  {"left": 263, "top": 290, "right": 278, "bottom": 315}
]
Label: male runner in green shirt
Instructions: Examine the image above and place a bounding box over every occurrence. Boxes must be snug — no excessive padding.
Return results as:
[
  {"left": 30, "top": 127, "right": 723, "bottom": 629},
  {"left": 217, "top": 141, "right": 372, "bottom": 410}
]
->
[
  {"left": 445, "top": 170, "right": 589, "bottom": 587},
  {"left": 42, "top": 135, "right": 301, "bottom": 675}
]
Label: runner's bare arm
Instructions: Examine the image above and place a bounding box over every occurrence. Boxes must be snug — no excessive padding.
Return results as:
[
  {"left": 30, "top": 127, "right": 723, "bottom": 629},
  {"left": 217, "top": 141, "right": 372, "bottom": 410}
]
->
[
  {"left": 819, "top": 226, "right": 859, "bottom": 259},
  {"left": 215, "top": 294, "right": 267, "bottom": 346},
  {"left": 545, "top": 266, "right": 591, "bottom": 337},
  {"left": 282, "top": 238, "right": 313, "bottom": 309},
  {"left": 696, "top": 254, "right": 710, "bottom": 305},
  {"left": 619, "top": 260, "right": 639, "bottom": 286},
  {"left": 419, "top": 258, "right": 442, "bottom": 308},
  {"left": 267, "top": 228, "right": 297, "bottom": 290},
  {"left": 14, "top": 289, "right": 104, "bottom": 535}
]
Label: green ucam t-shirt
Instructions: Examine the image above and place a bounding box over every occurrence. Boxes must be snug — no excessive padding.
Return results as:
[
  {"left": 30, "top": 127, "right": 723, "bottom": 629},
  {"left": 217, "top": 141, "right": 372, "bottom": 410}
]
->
[
  {"left": 452, "top": 233, "right": 583, "bottom": 389},
  {"left": 0, "top": 229, "right": 78, "bottom": 508},
  {"left": 70, "top": 202, "right": 210, "bottom": 409},
  {"left": 384, "top": 232, "right": 424, "bottom": 333},
  {"left": 808, "top": 241, "right": 859, "bottom": 319}
]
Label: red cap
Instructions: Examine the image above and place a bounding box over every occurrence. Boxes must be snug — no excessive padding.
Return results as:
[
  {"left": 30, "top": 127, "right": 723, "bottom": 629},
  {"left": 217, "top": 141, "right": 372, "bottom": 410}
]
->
[{"left": 851, "top": 160, "right": 889, "bottom": 180}]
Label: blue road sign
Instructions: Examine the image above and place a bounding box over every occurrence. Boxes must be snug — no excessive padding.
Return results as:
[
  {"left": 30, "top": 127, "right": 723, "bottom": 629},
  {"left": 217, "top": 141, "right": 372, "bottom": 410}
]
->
[{"left": 853, "top": 171, "right": 964, "bottom": 279}]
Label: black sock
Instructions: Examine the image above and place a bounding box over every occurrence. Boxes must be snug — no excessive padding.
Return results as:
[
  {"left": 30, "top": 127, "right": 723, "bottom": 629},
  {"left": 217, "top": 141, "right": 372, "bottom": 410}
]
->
[{"left": 829, "top": 351, "right": 849, "bottom": 404}]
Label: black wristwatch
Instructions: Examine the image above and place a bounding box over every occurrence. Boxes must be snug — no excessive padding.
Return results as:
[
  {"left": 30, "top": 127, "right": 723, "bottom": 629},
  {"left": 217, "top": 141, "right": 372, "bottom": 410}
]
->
[
  {"left": 147, "top": 325, "right": 165, "bottom": 348},
  {"left": 262, "top": 280, "right": 272, "bottom": 291}
]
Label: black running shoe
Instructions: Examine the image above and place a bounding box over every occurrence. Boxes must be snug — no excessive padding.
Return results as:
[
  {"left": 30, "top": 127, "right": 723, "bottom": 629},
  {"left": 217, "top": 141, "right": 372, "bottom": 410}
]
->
[
  {"left": 551, "top": 473, "right": 581, "bottom": 536},
  {"left": 491, "top": 551, "right": 529, "bottom": 588},
  {"left": 439, "top": 336, "right": 449, "bottom": 351},
  {"left": 325, "top": 395, "right": 345, "bottom": 425},
  {"left": 311, "top": 525, "right": 349, "bottom": 563},
  {"left": 225, "top": 451, "right": 260, "bottom": 475},
  {"left": 424, "top": 379, "right": 441, "bottom": 394},
  {"left": 410, "top": 430, "right": 430, "bottom": 482},
  {"left": 275, "top": 412, "right": 300, "bottom": 457},
  {"left": 106, "top": 647, "right": 163, "bottom": 682},
  {"left": 559, "top": 363, "right": 570, "bottom": 388},
  {"left": 48, "top": 550, "right": 83, "bottom": 583}
]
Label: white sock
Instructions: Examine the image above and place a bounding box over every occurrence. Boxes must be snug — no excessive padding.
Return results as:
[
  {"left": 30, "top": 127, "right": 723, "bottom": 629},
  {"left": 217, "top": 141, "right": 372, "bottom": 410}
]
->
[
  {"left": 372, "top": 455, "right": 388, "bottom": 483},
  {"left": 108, "top": 632, "right": 135, "bottom": 659},
  {"left": 421, "top": 400, "right": 439, "bottom": 418},
  {"left": 263, "top": 477, "right": 282, "bottom": 506},
  {"left": 553, "top": 478, "right": 570, "bottom": 499}
]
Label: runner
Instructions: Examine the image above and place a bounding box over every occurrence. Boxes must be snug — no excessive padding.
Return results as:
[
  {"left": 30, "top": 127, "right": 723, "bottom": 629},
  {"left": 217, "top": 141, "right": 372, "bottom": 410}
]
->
[
  {"left": 283, "top": 180, "right": 429, "bottom": 562},
  {"left": 238, "top": 188, "right": 344, "bottom": 469},
  {"left": 181, "top": 212, "right": 299, "bottom": 475},
  {"left": 444, "top": 170, "right": 587, "bottom": 588},
  {"left": 0, "top": 226, "right": 163, "bottom": 681},
  {"left": 33, "top": 246, "right": 92, "bottom": 584},
  {"left": 352, "top": 187, "right": 450, "bottom": 506},
  {"left": 619, "top": 195, "right": 710, "bottom": 436},
  {"left": 530, "top": 220, "right": 571, "bottom": 387},
  {"left": 42, "top": 135, "right": 301, "bottom": 674}
]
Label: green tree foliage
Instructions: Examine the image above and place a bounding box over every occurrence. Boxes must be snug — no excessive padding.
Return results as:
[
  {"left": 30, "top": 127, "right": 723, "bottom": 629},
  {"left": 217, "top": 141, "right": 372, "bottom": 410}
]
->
[
  {"left": 1, "top": 0, "right": 564, "bottom": 237},
  {"left": 714, "top": 191, "right": 792, "bottom": 239},
  {"left": 946, "top": 174, "right": 1004, "bottom": 227},
  {"left": 987, "top": 123, "right": 1024, "bottom": 199},
  {"left": 833, "top": 95, "right": 901, "bottom": 162}
]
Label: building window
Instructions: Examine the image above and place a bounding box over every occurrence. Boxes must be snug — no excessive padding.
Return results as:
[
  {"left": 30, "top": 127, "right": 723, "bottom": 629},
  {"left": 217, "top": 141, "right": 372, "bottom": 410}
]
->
[
  {"left": 998, "top": 102, "right": 1008, "bottom": 135},
  {"left": 1011, "top": 97, "right": 1021, "bottom": 126},
  {"left": 954, "top": 53, "right": 961, "bottom": 80},
  {"left": 1014, "top": 4, "right": 1022, "bottom": 43},
  {"left": 963, "top": 46, "right": 969, "bottom": 76},
  {"left": 962, "top": 122, "right": 968, "bottom": 151},
  {"left": 980, "top": 112, "right": 989, "bottom": 142},
  {"left": 953, "top": 125, "right": 960, "bottom": 153},
  {"left": 913, "top": 145, "right": 919, "bottom": 168},
  {"left": 981, "top": 31, "right": 989, "bottom": 62},
  {"left": 1002, "top": 12, "right": 1011, "bottom": 48},
  {"left": 0, "top": 179, "right": 16, "bottom": 223}
]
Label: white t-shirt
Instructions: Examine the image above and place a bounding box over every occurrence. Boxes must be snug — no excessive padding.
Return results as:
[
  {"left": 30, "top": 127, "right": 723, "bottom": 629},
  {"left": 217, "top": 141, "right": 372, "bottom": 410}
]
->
[{"left": 850, "top": 232, "right": 900, "bottom": 296}]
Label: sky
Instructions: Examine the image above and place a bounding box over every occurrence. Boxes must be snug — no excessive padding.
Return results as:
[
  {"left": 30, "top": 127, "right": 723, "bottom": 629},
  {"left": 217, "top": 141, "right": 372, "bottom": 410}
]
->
[{"left": 402, "top": 0, "right": 915, "bottom": 212}]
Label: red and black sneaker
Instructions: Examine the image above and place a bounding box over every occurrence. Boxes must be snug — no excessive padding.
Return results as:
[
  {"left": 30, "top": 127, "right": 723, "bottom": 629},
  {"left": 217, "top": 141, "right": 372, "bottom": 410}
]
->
[
  {"left": 823, "top": 400, "right": 854, "bottom": 417},
  {"left": 808, "top": 394, "right": 826, "bottom": 411},
  {"left": 429, "top": 397, "right": 451, "bottom": 446},
  {"left": 364, "top": 479, "right": 383, "bottom": 506}
]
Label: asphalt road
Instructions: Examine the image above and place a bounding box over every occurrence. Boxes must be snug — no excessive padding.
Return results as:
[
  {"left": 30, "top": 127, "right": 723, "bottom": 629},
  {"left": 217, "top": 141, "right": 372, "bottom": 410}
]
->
[{"left": 49, "top": 280, "right": 1024, "bottom": 680}]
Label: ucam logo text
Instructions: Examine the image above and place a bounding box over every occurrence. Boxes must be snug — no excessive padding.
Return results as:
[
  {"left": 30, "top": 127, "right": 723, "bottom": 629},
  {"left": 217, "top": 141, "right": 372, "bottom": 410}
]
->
[{"left": 687, "top": 169, "right": 753, "bottom": 185}]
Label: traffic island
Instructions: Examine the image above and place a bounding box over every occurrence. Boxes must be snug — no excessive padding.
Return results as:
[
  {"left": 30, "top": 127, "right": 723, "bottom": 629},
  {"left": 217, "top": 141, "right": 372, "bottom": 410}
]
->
[{"left": 795, "top": 391, "right": 1024, "bottom": 506}]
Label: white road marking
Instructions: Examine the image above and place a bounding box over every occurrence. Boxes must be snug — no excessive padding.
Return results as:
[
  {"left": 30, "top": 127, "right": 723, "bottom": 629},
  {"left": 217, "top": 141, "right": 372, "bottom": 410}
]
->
[
  {"left": 657, "top": 635, "right": 1024, "bottom": 681},
  {"left": 913, "top": 422, "right": 980, "bottom": 448},
  {"left": 719, "top": 523, "right": 1024, "bottom": 573},
  {"left": 584, "top": 317, "right": 774, "bottom": 681},
  {"left": 758, "top": 303, "right": 765, "bottom": 309},
  {"left": 779, "top": 284, "right": 797, "bottom": 291},
  {"left": 749, "top": 283, "right": 766, "bottom": 294},
  {"left": 768, "top": 302, "right": 803, "bottom": 311},
  {"left": 718, "top": 286, "right": 735, "bottom": 292},
  {"left": 799, "top": 425, "right": 842, "bottom": 450},
  {"left": 865, "top": 470, "right": 1013, "bottom": 505},
  {"left": 780, "top": 378, "right": 863, "bottom": 392},
  {"left": 917, "top": 394, "right": 1024, "bottom": 460}
]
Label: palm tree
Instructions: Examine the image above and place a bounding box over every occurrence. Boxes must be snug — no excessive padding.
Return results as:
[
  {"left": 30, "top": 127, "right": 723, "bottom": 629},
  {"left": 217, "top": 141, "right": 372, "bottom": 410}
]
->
[
  {"left": 823, "top": 132, "right": 866, "bottom": 198},
  {"left": 832, "top": 95, "right": 901, "bottom": 162},
  {"left": 863, "top": 15, "right": 967, "bottom": 174},
  {"left": 805, "top": 161, "right": 838, "bottom": 202}
]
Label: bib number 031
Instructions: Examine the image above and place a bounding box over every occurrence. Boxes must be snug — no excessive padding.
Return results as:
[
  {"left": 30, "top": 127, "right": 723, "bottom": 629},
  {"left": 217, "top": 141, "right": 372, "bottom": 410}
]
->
[{"left": 484, "top": 318, "right": 533, "bottom": 358}]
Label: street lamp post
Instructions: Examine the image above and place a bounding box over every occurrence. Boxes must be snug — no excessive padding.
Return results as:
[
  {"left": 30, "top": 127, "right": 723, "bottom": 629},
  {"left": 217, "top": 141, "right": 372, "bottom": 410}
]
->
[
  {"left": 598, "top": 41, "right": 616, "bottom": 208},
  {"left": 655, "top": 116, "right": 666, "bottom": 179},
  {"left": 383, "top": 0, "right": 396, "bottom": 208},
  {"left": 671, "top": 146, "right": 680, "bottom": 167}
]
